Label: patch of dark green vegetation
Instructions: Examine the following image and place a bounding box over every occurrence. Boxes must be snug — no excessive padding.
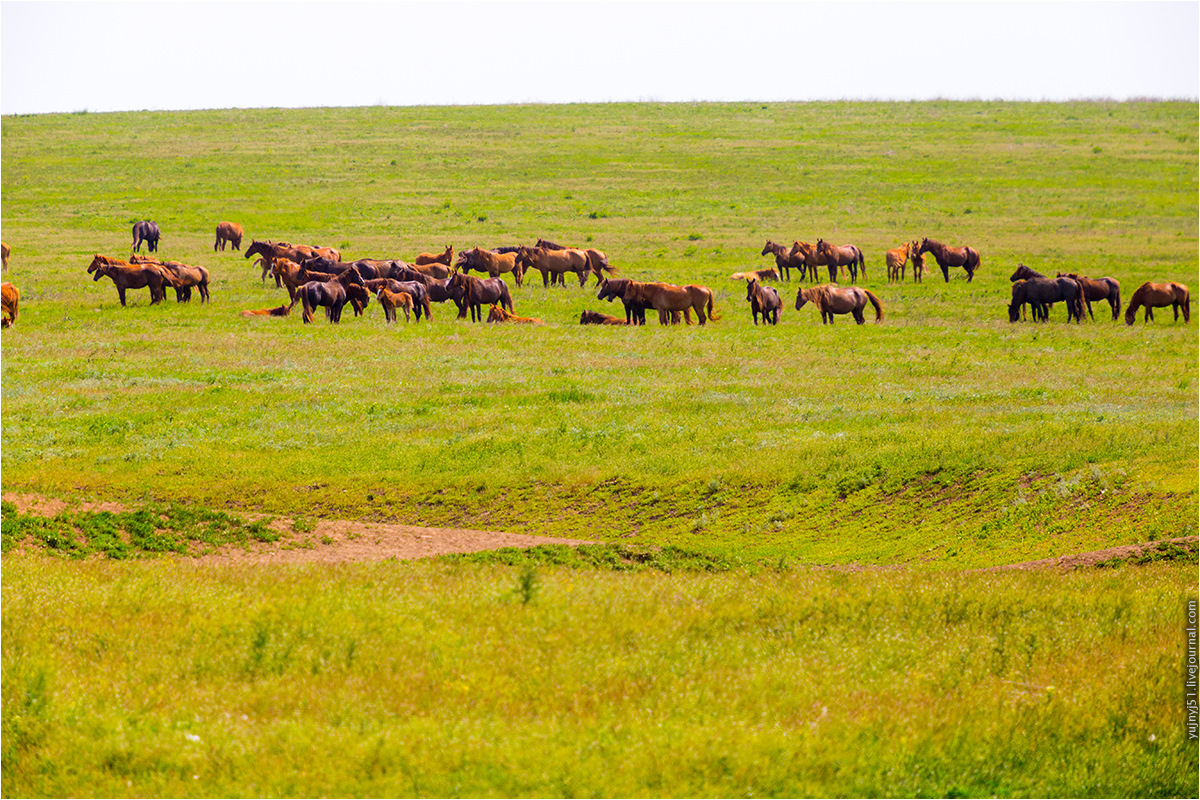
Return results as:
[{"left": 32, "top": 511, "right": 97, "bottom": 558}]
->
[
  {"left": 0, "top": 501, "right": 279, "bottom": 559},
  {"left": 1097, "top": 539, "right": 1198, "bottom": 569},
  {"left": 443, "top": 543, "right": 743, "bottom": 573}
]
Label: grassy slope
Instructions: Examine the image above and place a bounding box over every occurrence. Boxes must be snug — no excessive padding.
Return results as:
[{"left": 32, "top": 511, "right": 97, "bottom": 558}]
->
[{"left": 1, "top": 102, "right": 1197, "bottom": 568}]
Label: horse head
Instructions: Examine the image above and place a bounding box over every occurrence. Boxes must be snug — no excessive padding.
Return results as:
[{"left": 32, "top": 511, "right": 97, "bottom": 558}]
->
[
  {"left": 746, "top": 278, "right": 759, "bottom": 301},
  {"left": 88, "top": 255, "right": 104, "bottom": 274},
  {"left": 795, "top": 286, "right": 812, "bottom": 311},
  {"left": 761, "top": 241, "right": 776, "bottom": 257},
  {"left": 596, "top": 278, "right": 622, "bottom": 302}
]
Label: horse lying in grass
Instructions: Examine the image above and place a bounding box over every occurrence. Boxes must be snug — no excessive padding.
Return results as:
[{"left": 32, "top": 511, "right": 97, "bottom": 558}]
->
[
  {"left": 579, "top": 309, "right": 628, "bottom": 325},
  {"left": 1124, "top": 282, "right": 1190, "bottom": 325},
  {"left": 88, "top": 254, "right": 174, "bottom": 306},
  {"left": 795, "top": 284, "right": 883, "bottom": 324},
  {"left": 746, "top": 278, "right": 782, "bottom": 325},
  {"left": 130, "top": 254, "right": 210, "bottom": 303},
  {"left": 731, "top": 267, "right": 780, "bottom": 282},
  {"left": 919, "top": 238, "right": 980, "bottom": 282},
  {"left": 241, "top": 304, "right": 291, "bottom": 318},
  {"left": 1008, "top": 277, "right": 1084, "bottom": 323},
  {"left": 377, "top": 288, "right": 414, "bottom": 323},
  {"left": 1, "top": 282, "right": 19, "bottom": 327},
  {"left": 1057, "top": 273, "right": 1121, "bottom": 321},
  {"left": 487, "top": 305, "right": 542, "bottom": 324}
]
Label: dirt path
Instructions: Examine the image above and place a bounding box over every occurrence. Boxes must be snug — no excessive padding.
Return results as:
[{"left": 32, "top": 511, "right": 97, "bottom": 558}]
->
[{"left": 3, "top": 492, "right": 1194, "bottom": 569}]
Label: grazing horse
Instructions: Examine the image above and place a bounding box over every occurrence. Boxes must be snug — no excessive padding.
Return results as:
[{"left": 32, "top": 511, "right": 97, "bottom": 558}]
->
[
  {"left": 1008, "top": 277, "right": 1084, "bottom": 323},
  {"left": 909, "top": 241, "right": 926, "bottom": 283},
  {"left": 515, "top": 246, "right": 591, "bottom": 288},
  {"left": 456, "top": 247, "right": 523, "bottom": 287},
  {"left": 377, "top": 288, "right": 414, "bottom": 323},
  {"left": 885, "top": 242, "right": 911, "bottom": 283},
  {"left": 88, "top": 254, "right": 173, "bottom": 305},
  {"left": 761, "top": 240, "right": 805, "bottom": 281},
  {"left": 919, "top": 238, "right": 980, "bottom": 282},
  {"left": 487, "top": 305, "right": 543, "bottom": 324},
  {"left": 791, "top": 241, "right": 831, "bottom": 282},
  {"left": 1057, "top": 273, "right": 1121, "bottom": 321},
  {"left": 1, "top": 282, "right": 19, "bottom": 327},
  {"left": 816, "top": 239, "right": 866, "bottom": 283},
  {"left": 1, "top": 242, "right": 10, "bottom": 270},
  {"left": 297, "top": 268, "right": 364, "bottom": 324},
  {"left": 241, "top": 304, "right": 291, "bottom": 318},
  {"left": 131, "top": 220, "right": 161, "bottom": 253},
  {"left": 131, "top": 255, "right": 211, "bottom": 303},
  {"left": 447, "top": 271, "right": 514, "bottom": 322},
  {"left": 214, "top": 221, "right": 244, "bottom": 251},
  {"left": 746, "top": 279, "right": 782, "bottom": 325},
  {"left": 579, "top": 309, "right": 628, "bottom": 325},
  {"left": 795, "top": 284, "right": 883, "bottom": 324},
  {"left": 1124, "top": 282, "right": 1190, "bottom": 325},
  {"left": 415, "top": 245, "right": 454, "bottom": 267},
  {"left": 731, "top": 267, "right": 781, "bottom": 282}
]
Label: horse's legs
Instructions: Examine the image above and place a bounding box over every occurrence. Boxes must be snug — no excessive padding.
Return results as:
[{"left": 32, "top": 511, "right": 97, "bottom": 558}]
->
[
  {"left": 827, "top": 264, "right": 837, "bottom": 283},
  {"left": 941, "top": 264, "right": 950, "bottom": 283},
  {"left": 966, "top": 266, "right": 975, "bottom": 283}
]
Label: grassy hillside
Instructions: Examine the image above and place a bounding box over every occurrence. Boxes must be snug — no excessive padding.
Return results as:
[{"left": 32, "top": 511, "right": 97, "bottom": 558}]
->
[{"left": 1, "top": 102, "right": 1197, "bottom": 566}]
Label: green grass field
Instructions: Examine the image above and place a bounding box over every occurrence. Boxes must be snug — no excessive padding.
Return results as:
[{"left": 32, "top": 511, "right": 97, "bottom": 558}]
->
[{"left": 2, "top": 101, "right": 1197, "bottom": 796}]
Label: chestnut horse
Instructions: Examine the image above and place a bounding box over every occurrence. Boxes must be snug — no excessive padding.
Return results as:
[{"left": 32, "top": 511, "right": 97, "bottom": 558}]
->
[
  {"left": 761, "top": 240, "right": 805, "bottom": 281},
  {"left": 1, "top": 242, "right": 10, "bottom": 271},
  {"left": 746, "top": 278, "right": 782, "bottom": 325},
  {"left": 816, "top": 239, "right": 866, "bottom": 283},
  {"left": 88, "top": 254, "right": 173, "bottom": 305},
  {"left": 635, "top": 281, "right": 718, "bottom": 325},
  {"left": 909, "top": 241, "right": 926, "bottom": 283},
  {"left": 515, "top": 246, "right": 590, "bottom": 287},
  {"left": 1, "top": 282, "right": 19, "bottom": 327},
  {"left": 241, "top": 304, "right": 291, "bottom": 318},
  {"left": 1124, "top": 282, "right": 1190, "bottom": 325},
  {"left": 596, "top": 279, "right": 687, "bottom": 325},
  {"left": 791, "top": 241, "right": 833, "bottom": 282},
  {"left": 795, "top": 284, "right": 882, "bottom": 324},
  {"left": 415, "top": 245, "right": 453, "bottom": 267},
  {"left": 245, "top": 240, "right": 341, "bottom": 286},
  {"left": 456, "top": 247, "right": 523, "bottom": 287},
  {"left": 885, "top": 242, "right": 910, "bottom": 283},
  {"left": 919, "top": 238, "right": 980, "bottom": 282},
  {"left": 579, "top": 309, "right": 628, "bottom": 325},
  {"left": 487, "top": 305, "right": 543, "bottom": 324},
  {"left": 1057, "top": 273, "right": 1121, "bottom": 321},
  {"left": 214, "top": 221, "right": 243, "bottom": 251},
  {"left": 377, "top": 288, "right": 414, "bottom": 323},
  {"left": 130, "top": 255, "right": 210, "bottom": 303}
]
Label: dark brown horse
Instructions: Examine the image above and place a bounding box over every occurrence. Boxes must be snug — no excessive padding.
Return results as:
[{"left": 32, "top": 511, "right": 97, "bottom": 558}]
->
[
  {"left": 447, "top": 272, "right": 513, "bottom": 322},
  {"left": 579, "top": 309, "right": 628, "bottom": 325},
  {"left": 1057, "top": 273, "right": 1121, "bottom": 321},
  {"left": 296, "top": 267, "right": 364, "bottom": 323},
  {"left": 795, "top": 284, "right": 882, "bottom": 324},
  {"left": 760, "top": 240, "right": 805, "bottom": 281},
  {"left": 1124, "top": 282, "right": 1190, "bottom": 325},
  {"left": 816, "top": 240, "right": 866, "bottom": 283},
  {"left": 1008, "top": 277, "right": 1084, "bottom": 323},
  {"left": 596, "top": 279, "right": 688, "bottom": 325},
  {"left": 920, "top": 238, "right": 980, "bottom": 282},
  {"left": 746, "top": 279, "right": 782, "bottom": 325}
]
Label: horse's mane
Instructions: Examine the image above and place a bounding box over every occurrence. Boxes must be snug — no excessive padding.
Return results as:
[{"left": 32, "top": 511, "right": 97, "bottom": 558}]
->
[{"left": 536, "top": 239, "right": 568, "bottom": 251}]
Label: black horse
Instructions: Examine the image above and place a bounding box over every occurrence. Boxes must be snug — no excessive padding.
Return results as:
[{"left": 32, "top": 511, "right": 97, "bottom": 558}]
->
[
  {"left": 1009, "top": 277, "right": 1084, "bottom": 323},
  {"left": 132, "top": 221, "right": 160, "bottom": 253}
]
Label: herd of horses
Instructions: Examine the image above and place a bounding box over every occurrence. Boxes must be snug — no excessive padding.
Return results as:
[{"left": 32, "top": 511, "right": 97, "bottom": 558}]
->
[
  {"left": 1006, "top": 263, "right": 1190, "bottom": 326},
  {"left": 760, "top": 237, "right": 980, "bottom": 285}
]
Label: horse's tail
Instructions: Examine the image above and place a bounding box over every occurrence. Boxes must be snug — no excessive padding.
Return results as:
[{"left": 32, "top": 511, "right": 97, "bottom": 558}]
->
[
  {"left": 864, "top": 290, "right": 883, "bottom": 322},
  {"left": 301, "top": 290, "right": 315, "bottom": 324},
  {"left": 706, "top": 291, "right": 720, "bottom": 322},
  {"left": 856, "top": 247, "right": 866, "bottom": 279},
  {"left": 1109, "top": 280, "right": 1121, "bottom": 321},
  {"left": 502, "top": 284, "right": 514, "bottom": 312},
  {"left": 1182, "top": 285, "right": 1191, "bottom": 322}
]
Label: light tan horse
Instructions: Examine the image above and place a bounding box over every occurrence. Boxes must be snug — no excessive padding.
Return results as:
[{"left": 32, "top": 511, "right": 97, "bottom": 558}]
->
[
  {"left": 731, "top": 267, "right": 780, "bottom": 282},
  {"left": 795, "top": 284, "right": 883, "bottom": 324},
  {"left": 457, "top": 247, "right": 524, "bottom": 287},
  {"left": 1124, "top": 282, "right": 1190, "bottom": 325},
  {"left": 885, "top": 242, "right": 911, "bottom": 283},
  {"left": 416, "top": 245, "right": 454, "bottom": 267},
  {"left": 1, "top": 282, "right": 19, "bottom": 327},
  {"left": 487, "top": 304, "right": 543, "bottom": 324},
  {"left": 377, "top": 288, "right": 415, "bottom": 323}
]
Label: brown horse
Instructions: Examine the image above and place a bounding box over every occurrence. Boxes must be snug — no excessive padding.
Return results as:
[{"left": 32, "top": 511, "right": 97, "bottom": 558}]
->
[
  {"left": 130, "top": 255, "right": 211, "bottom": 303},
  {"left": 909, "top": 241, "right": 926, "bottom": 283},
  {"left": 377, "top": 288, "right": 414, "bottom": 323},
  {"left": 487, "top": 305, "right": 542, "bottom": 324},
  {"left": 885, "top": 242, "right": 910, "bottom": 283},
  {"left": 456, "top": 247, "right": 523, "bottom": 287},
  {"left": 1124, "top": 282, "right": 1190, "bottom": 325},
  {"left": 515, "top": 246, "right": 591, "bottom": 287},
  {"left": 1008, "top": 277, "right": 1084, "bottom": 323},
  {"left": 241, "top": 304, "right": 291, "bottom": 318},
  {"left": 214, "top": 221, "right": 244, "bottom": 251},
  {"left": 297, "top": 268, "right": 364, "bottom": 323},
  {"left": 415, "top": 245, "right": 453, "bottom": 267},
  {"left": 795, "top": 284, "right": 882, "bottom": 324},
  {"left": 791, "top": 241, "right": 831, "bottom": 281},
  {"left": 1057, "top": 273, "right": 1121, "bottom": 321},
  {"left": 633, "top": 281, "right": 719, "bottom": 325},
  {"left": 88, "top": 254, "right": 174, "bottom": 305},
  {"left": 816, "top": 240, "right": 866, "bottom": 283},
  {"left": 245, "top": 240, "right": 341, "bottom": 286},
  {"left": 411, "top": 261, "right": 452, "bottom": 279},
  {"left": 579, "top": 309, "right": 628, "bottom": 325},
  {"left": 731, "top": 267, "right": 780, "bottom": 282},
  {"left": 746, "top": 279, "right": 782, "bottom": 325},
  {"left": 1, "top": 242, "right": 10, "bottom": 271},
  {"left": 447, "top": 272, "right": 514, "bottom": 322},
  {"left": 1, "top": 282, "right": 19, "bottom": 327},
  {"left": 919, "top": 238, "right": 980, "bottom": 282},
  {"left": 761, "top": 240, "right": 805, "bottom": 281}
]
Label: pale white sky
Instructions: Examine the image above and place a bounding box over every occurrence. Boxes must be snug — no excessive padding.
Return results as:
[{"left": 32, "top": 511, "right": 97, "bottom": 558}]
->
[{"left": 1, "top": 1, "right": 1197, "bottom": 115}]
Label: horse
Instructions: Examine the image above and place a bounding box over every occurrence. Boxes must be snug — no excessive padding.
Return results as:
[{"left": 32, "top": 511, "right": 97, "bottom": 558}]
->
[
  {"left": 241, "top": 304, "right": 291, "bottom": 318},
  {"left": 214, "top": 221, "right": 244, "bottom": 251},
  {"left": 447, "top": 272, "right": 513, "bottom": 322},
  {"left": 1057, "top": 273, "right": 1121, "bottom": 321},
  {"left": 487, "top": 305, "right": 543, "bottom": 324},
  {"left": 415, "top": 245, "right": 453, "bottom": 267},
  {"left": 791, "top": 241, "right": 830, "bottom": 282},
  {"left": 1, "top": 282, "right": 19, "bottom": 327},
  {"left": 131, "top": 255, "right": 210, "bottom": 303},
  {"left": 633, "top": 281, "right": 719, "bottom": 325},
  {"left": 760, "top": 240, "right": 805, "bottom": 281},
  {"left": 909, "top": 241, "right": 926, "bottom": 283},
  {"left": 131, "top": 220, "right": 161, "bottom": 253},
  {"left": 1, "top": 242, "right": 10, "bottom": 271},
  {"left": 885, "top": 242, "right": 911, "bottom": 283},
  {"left": 1007, "top": 277, "right": 1084, "bottom": 323},
  {"left": 816, "top": 240, "right": 866, "bottom": 283},
  {"left": 297, "top": 268, "right": 364, "bottom": 323},
  {"left": 795, "top": 284, "right": 883, "bottom": 324},
  {"left": 584, "top": 249, "right": 616, "bottom": 284},
  {"left": 1124, "top": 282, "right": 1191, "bottom": 325},
  {"left": 302, "top": 256, "right": 382, "bottom": 280},
  {"left": 456, "top": 247, "right": 523, "bottom": 287},
  {"left": 245, "top": 240, "right": 341, "bottom": 286},
  {"left": 515, "top": 246, "right": 591, "bottom": 288},
  {"left": 731, "top": 267, "right": 781, "bottom": 282},
  {"left": 1009, "top": 264, "right": 1045, "bottom": 282},
  {"left": 411, "top": 261, "right": 452, "bottom": 279},
  {"left": 597, "top": 279, "right": 687, "bottom": 325},
  {"left": 919, "top": 238, "right": 980, "bottom": 282},
  {"left": 579, "top": 309, "right": 628, "bottom": 325},
  {"left": 746, "top": 279, "right": 782, "bottom": 325},
  {"left": 88, "top": 254, "right": 173, "bottom": 306},
  {"left": 362, "top": 277, "right": 430, "bottom": 320},
  {"left": 377, "top": 288, "right": 414, "bottom": 323}
]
